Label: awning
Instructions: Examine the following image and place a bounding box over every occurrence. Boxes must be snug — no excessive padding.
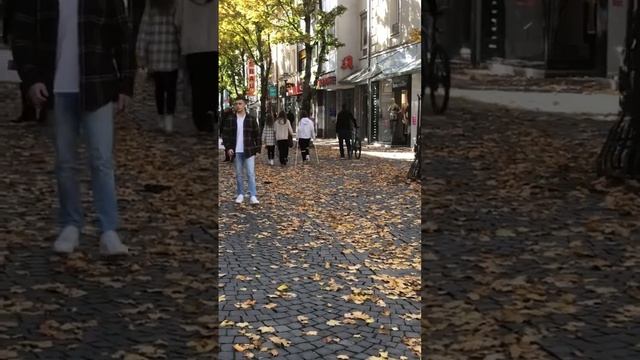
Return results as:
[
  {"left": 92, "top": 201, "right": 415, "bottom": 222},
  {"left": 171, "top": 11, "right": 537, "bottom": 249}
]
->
[
  {"left": 371, "top": 43, "right": 421, "bottom": 81},
  {"left": 340, "top": 64, "right": 382, "bottom": 85}
]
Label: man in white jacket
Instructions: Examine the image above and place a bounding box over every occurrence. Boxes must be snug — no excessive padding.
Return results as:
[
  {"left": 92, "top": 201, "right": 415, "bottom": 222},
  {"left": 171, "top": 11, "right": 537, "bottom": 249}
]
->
[{"left": 297, "top": 110, "right": 316, "bottom": 162}]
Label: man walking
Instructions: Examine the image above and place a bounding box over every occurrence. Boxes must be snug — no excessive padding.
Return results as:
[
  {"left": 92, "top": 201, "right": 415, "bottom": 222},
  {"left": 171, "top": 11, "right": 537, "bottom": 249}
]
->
[
  {"left": 222, "top": 97, "right": 261, "bottom": 205},
  {"left": 12, "top": 0, "right": 136, "bottom": 255},
  {"left": 336, "top": 103, "right": 357, "bottom": 159}
]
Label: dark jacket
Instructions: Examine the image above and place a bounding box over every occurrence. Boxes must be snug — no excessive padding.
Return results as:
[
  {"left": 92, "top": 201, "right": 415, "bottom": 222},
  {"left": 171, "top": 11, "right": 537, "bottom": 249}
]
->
[
  {"left": 11, "top": 0, "right": 136, "bottom": 112},
  {"left": 2, "top": 0, "right": 16, "bottom": 44},
  {"left": 222, "top": 113, "right": 262, "bottom": 157},
  {"left": 336, "top": 109, "right": 357, "bottom": 133}
]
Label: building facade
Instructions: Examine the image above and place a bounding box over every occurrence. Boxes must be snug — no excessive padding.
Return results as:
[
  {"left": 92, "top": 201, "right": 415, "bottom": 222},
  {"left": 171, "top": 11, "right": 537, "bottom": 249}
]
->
[{"left": 440, "top": 0, "right": 629, "bottom": 78}]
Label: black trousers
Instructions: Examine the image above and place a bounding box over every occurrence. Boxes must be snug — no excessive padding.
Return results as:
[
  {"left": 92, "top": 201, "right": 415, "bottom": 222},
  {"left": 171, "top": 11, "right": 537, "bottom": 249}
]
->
[
  {"left": 266, "top": 145, "right": 275, "bottom": 160},
  {"left": 276, "top": 140, "right": 289, "bottom": 165},
  {"left": 152, "top": 70, "right": 178, "bottom": 115},
  {"left": 299, "top": 138, "right": 311, "bottom": 160},
  {"left": 337, "top": 129, "right": 352, "bottom": 158},
  {"left": 186, "top": 51, "right": 216, "bottom": 132}
]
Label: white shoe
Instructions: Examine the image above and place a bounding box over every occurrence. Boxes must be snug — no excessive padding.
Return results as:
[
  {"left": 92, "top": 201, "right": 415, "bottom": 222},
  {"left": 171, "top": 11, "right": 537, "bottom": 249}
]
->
[
  {"left": 250, "top": 196, "right": 259, "bottom": 205},
  {"left": 164, "top": 115, "right": 173, "bottom": 133},
  {"left": 269, "top": 159, "right": 274, "bottom": 166},
  {"left": 53, "top": 225, "right": 80, "bottom": 254},
  {"left": 99, "top": 231, "right": 128, "bottom": 256},
  {"left": 235, "top": 194, "right": 244, "bottom": 204}
]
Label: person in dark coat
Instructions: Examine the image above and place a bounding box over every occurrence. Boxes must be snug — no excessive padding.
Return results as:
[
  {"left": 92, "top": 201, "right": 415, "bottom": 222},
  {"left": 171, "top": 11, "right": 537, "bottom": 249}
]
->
[
  {"left": 335, "top": 103, "right": 358, "bottom": 159},
  {"left": 3, "top": 0, "right": 44, "bottom": 124}
]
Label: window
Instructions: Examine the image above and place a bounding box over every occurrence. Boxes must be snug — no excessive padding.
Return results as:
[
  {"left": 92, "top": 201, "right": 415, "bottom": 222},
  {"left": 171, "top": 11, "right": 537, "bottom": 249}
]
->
[
  {"left": 361, "top": 13, "right": 368, "bottom": 56},
  {"left": 391, "top": 0, "right": 400, "bottom": 36}
]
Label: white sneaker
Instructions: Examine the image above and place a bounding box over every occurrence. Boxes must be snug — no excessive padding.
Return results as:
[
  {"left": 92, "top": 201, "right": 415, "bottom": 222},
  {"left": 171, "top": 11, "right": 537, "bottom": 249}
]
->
[
  {"left": 53, "top": 225, "right": 80, "bottom": 254},
  {"left": 269, "top": 159, "right": 274, "bottom": 166},
  {"left": 235, "top": 194, "right": 244, "bottom": 204},
  {"left": 99, "top": 231, "right": 128, "bottom": 256},
  {"left": 164, "top": 115, "right": 173, "bottom": 133},
  {"left": 250, "top": 196, "right": 259, "bottom": 205}
]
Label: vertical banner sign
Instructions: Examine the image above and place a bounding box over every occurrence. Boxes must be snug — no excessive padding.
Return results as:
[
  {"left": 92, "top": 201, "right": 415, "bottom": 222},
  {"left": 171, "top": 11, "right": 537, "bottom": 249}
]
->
[
  {"left": 371, "top": 82, "right": 379, "bottom": 142},
  {"left": 411, "top": 114, "right": 417, "bottom": 125},
  {"left": 248, "top": 59, "right": 256, "bottom": 96}
]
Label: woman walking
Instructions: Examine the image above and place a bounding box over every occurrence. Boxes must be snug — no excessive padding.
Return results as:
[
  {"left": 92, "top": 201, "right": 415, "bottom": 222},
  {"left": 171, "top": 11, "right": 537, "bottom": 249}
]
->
[
  {"left": 175, "top": 0, "right": 216, "bottom": 133},
  {"left": 274, "top": 111, "right": 294, "bottom": 166},
  {"left": 137, "top": 0, "right": 180, "bottom": 133},
  {"left": 297, "top": 110, "right": 316, "bottom": 163},
  {"left": 262, "top": 114, "right": 276, "bottom": 166}
]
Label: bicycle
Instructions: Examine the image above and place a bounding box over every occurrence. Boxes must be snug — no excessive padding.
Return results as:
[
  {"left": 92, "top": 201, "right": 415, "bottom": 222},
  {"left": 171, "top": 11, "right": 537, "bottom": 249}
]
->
[
  {"left": 350, "top": 125, "right": 362, "bottom": 160},
  {"left": 424, "top": 0, "right": 451, "bottom": 114}
]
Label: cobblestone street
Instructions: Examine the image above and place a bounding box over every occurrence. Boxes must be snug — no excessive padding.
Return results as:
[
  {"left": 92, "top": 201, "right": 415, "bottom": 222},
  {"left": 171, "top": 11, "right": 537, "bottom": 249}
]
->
[
  {"left": 422, "top": 97, "right": 640, "bottom": 359},
  {"left": 0, "top": 76, "right": 219, "bottom": 359},
  {"left": 218, "top": 147, "right": 421, "bottom": 359}
]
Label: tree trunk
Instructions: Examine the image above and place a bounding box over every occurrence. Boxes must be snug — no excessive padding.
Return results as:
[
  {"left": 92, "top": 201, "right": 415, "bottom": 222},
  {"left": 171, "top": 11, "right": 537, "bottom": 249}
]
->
[{"left": 597, "top": 1, "right": 640, "bottom": 178}]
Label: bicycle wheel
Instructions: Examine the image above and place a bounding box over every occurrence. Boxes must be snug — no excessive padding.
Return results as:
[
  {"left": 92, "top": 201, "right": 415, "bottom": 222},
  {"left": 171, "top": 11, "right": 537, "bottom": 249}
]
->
[
  {"left": 428, "top": 43, "right": 451, "bottom": 114},
  {"left": 354, "top": 138, "right": 362, "bottom": 159}
]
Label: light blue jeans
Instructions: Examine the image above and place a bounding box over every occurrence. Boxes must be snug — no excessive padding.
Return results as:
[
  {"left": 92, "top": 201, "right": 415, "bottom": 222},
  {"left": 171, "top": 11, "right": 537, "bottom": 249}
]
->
[
  {"left": 234, "top": 152, "right": 257, "bottom": 197},
  {"left": 51, "top": 93, "right": 118, "bottom": 233}
]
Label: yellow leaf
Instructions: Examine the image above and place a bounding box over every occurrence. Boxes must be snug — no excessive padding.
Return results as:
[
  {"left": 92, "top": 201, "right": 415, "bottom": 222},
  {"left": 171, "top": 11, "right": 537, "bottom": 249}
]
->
[
  {"left": 276, "top": 284, "right": 289, "bottom": 292},
  {"left": 268, "top": 336, "right": 291, "bottom": 347},
  {"left": 258, "top": 326, "right": 275, "bottom": 334},
  {"left": 263, "top": 303, "right": 278, "bottom": 310},
  {"left": 219, "top": 319, "right": 235, "bottom": 327},
  {"left": 304, "top": 331, "right": 318, "bottom": 336},
  {"left": 326, "top": 319, "right": 341, "bottom": 326}
]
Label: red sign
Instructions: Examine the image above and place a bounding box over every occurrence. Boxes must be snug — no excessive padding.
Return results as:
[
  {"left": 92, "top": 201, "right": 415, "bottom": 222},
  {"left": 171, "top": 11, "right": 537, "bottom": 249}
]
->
[
  {"left": 341, "top": 56, "right": 353, "bottom": 70},
  {"left": 411, "top": 115, "right": 417, "bottom": 125},
  {"left": 286, "top": 82, "right": 302, "bottom": 96},
  {"left": 247, "top": 59, "right": 256, "bottom": 96},
  {"left": 317, "top": 76, "right": 336, "bottom": 88}
]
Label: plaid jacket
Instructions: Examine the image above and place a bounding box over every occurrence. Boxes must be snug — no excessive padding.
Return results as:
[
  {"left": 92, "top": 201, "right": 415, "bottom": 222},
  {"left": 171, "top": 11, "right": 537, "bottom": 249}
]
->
[
  {"left": 261, "top": 124, "right": 276, "bottom": 146},
  {"left": 222, "top": 113, "right": 262, "bottom": 157},
  {"left": 11, "top": 0, "right": 136, "bottom": 112},
  {"left": 136, "top": 5, "right": 180, "bottom": 72}
]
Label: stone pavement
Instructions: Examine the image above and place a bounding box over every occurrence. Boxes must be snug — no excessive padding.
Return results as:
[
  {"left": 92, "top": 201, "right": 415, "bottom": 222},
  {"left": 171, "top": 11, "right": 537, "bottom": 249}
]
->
[
  {"left": 0, "top": 76, "right": 219, "bottom": 359},
  {"left": 422, "top": 97, "right": 640, "bottom": 359},
  {"left": 450, "top": 88, "right": 619, "bottom": 119},
  {"left": 218, "top": 146, "right": 421, "bottom": 359}
]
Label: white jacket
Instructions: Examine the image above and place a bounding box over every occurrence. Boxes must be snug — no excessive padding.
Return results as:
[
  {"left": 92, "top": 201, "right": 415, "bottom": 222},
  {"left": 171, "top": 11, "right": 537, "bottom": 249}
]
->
[{"left": 297, "top": 117, "right": 315, "bottom": 139}]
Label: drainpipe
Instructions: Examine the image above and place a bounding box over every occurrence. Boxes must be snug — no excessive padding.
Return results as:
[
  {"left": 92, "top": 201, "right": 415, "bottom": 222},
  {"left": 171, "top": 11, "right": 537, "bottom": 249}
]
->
[{"left": 366, "top": 0, "right": 372, "bottom": 144}]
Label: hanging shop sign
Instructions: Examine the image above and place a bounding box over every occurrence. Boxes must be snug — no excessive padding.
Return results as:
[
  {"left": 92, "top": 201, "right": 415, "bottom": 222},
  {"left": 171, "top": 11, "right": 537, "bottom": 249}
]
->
[
  {"left": 371, "top": 82, "right": 379, "bottom": 142},
  {"left": 392, "top": 75, "right": 411, "bottom": 89},
  {"left": 286, "top": 82, "right": 303, "bottom": 96},
  {"left": 247, "top": 59, "right": 256, "bottom": 96},
  {"left": 268, "top": 85, "right": 277, "bottom": 97},
  {"left": 341, "top": 55, "right": 354, "bottom": 70}
]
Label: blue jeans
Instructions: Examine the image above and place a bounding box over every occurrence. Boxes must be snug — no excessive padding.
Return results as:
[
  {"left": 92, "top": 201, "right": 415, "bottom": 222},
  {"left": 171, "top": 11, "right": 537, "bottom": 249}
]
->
[
  {"left": 234, "top": 153, "right": 257, "bottom": 197},
  {"left": 51, "top": 93, "right": 118, "bottom": 232}
]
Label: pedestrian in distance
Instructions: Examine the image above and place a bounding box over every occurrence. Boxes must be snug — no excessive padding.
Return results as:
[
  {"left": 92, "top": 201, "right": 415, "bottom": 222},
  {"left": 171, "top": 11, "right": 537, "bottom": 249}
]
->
[
  {"left": 11, "top": 0, "right": 135, "bottom": 255},
  {"left": 262, "top": 113, "right": 276, "bottom": 166},
  {"left": 221, "top": 97, "right": 261, "bottom": 205},
  {"left": 137, "top": 0, "right": 180, "bottom": 133},
  {"left": 297, "top": 110, "right": 316, "bottom": 163},
  {"left": 175, "top": 0, "right": 216, "bottom": 133},
  {"left": 274, "top": 110, "right": 294, "bottom": 166},
  {"left": 3, "top": 0, "right": 46, "bottom": 125},
  {"left": 336, "top": 103, "right": 358, "bottom": 159}
]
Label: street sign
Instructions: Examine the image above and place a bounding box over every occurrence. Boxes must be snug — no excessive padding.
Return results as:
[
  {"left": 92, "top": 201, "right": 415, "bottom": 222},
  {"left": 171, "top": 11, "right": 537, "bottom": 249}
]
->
[
  {"left": 268, "top": 85, "right": 277, "bottom": 97},
  {"left": 412, "top": 115, "right": 417, "bottom": 125}
]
